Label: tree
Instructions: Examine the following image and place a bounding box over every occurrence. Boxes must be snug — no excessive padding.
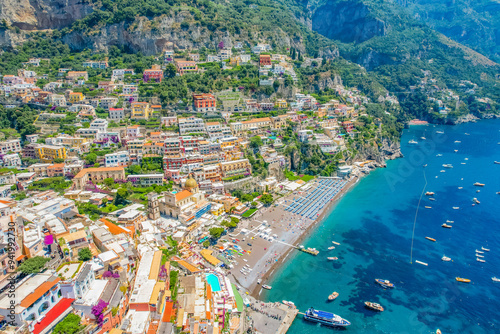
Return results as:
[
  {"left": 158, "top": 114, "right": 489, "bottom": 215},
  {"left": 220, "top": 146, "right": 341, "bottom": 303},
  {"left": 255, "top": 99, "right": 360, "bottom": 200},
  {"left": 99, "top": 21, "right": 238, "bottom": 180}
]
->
[
  {"left": 53, "top": 158, "right": 65, "bottom": 163},
  {"left": 103, "top": 178, "right": 114, "bottom": 187},
  {"left": 202, "top": 240, "right": 210, "bottom": 248},
  {"left": 165, "top": 63, "right": 177, "bottom": 78},
  {"left": 249, "top": 136, "right": 263, "bottom": 149},
  {"left": 260, "top": 193, "right": 273, "bottom": 206},
  {"left": 53, "top": 314, "right": 84, "bottom": 334},
  {"left": 114, "top": 188, "right": 129, "bottom": 205},
  {"left": 78, "top": 247, "right": 92, "bottom": 261},
  {"left": 17, "top": 256, "right": 50, "bottom": 274},
  {"left": 209, "top": 227, "right": 225, "bottom": 240},
  {"left": 85, "top": 153, "right": 97, "bottom": 165}
]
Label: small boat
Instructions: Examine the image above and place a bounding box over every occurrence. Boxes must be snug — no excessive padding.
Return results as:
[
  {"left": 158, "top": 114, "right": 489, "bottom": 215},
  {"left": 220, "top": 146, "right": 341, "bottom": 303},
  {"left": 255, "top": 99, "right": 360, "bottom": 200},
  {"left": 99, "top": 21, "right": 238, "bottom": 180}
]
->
[
  {"left": 408, "top": 140, "right": 418, "bottom": 144},
  {"left": 375, "top": 279, "right": 395, "bottom": 288},
  {"left": 365, "top": 301, "right": 384, "bottom": 312},
  {"left": 437, "top": 329, "right": 442, "bottom": 334},
  {"left": 283, "top": 300, "right": 295, "bottom": 308},
  {"left": 442, "top": 164, "right": 453, "bottom": 168},
  {"left": 425, "top": 206, "right": 432, "bottom": 209},
  {"left": 474, "top": 182, "right": 485, "bottom": 187},
  {"left": 429, "top": 198, "right": 435, "bottom": 201},
  {"left": 262, "top": 285, "right": 272, "bottom": 290},
  {"left": 328, "top": 246, "right": 335, "bottom": 250},
  {"left": 436, "top": 131, "right": 444, "bottom": 134},
  {"left": 458, "top": 187, "right": 463, "bottom": 189},
  {"left": 440, "top": 170, "right": 446, "bottom": 173},
  {"left": 465, "top": 158, "right": 469, "bottom": 160},
  {"left": 472, "top": 198, "right": 480, "bottom": 204},
  {"left": 476, "top": 249, "right": 484, "bottom": 254},
  {"left": 426, "top": 237, "right": 436, "bottom": 242},
  {"left": 453, "top": 207, "right": 459, "bottom": 210},
  {"left": 465, "top": 133, "right": 470, "bottom": 135},
  {"left": 415, "top": 260, "right": 428, "bottom": 266},
  {"left": 492, "top": 277, "right": 500, "bottom": 282},
  {"left": 327, "top": 257, "right": 338, "bottom": 261},
  {"left": 421, "top": 137, "right": 426, "bottom": 140},
  {"left": 436, "top": 154, "right": 443, "bottom": 157},
  {"left": 454, "top": 150, "right": 458, "bottom": 152},
  {"left": 446, "top": 220, "right": 454, "bottom": 223},
  {"left": 423, "top": 164, "right": 428, "bottom": 167},
  {"left": 257, "top": 279, "right": 262, "bottom": 284},
  {"left": 456, "top": 277, "right": 471, "bottom": 283},
  {"left": 442, "top": 255, "right": 451, "bottom": 261},
  {"left": 476, "top": 190, "right": 480, "bottom": 193},
  {"left": 332, "top": 241, "right": 340, "bottom": 245},
  {"left": 454, "top": 141, "right": 461, "bottom": 143},
  {"left": 328, "top": 292, "right": 339, "bottom": 301},
  {"left": 476, "top": 254, "right": 484, "bottom": 258},
  {"left": 482, "top": 247, "right": 490, "bottom": 252},
  {"left": 477, "top": 258, "right": 486, "bottom": 263},
  {"left": 442, "top": 224, "right": 452, "bottom": 229},
  {"left": 461, "top": 163, "right": 466, "bottom": 165},
  {"left": 425, "top": 192, "right": 435, "bottom": 196},
  {"left": 494, "top": 161, "right": 500, "bottom": 165}
]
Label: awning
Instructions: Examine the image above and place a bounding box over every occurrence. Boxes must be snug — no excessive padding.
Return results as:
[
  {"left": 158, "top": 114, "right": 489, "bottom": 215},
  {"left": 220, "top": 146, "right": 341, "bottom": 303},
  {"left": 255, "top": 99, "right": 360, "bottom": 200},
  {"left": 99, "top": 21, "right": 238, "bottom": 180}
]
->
[{"left": 16, "top": 254, "right": 26, "bottom": 261}]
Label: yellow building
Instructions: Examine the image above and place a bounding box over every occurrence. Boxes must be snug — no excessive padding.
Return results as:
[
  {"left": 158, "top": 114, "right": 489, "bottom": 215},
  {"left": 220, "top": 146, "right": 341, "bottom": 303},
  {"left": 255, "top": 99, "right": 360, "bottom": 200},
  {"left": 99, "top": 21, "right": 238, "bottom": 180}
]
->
[
  {"left": 210, "top": 203, "right": 224, "bottom": 216},
  {"left": 219, "top": 158, "right": 251, "bottom": 178},
  {"left": 275, "top": 99, "right": 287, "bottom": 108},
  {"left": 229, "top": 56, "right": 241, "bottom": 67},
  {"left": 67, "top": 92, "right": 84, "bottom": 103},
  {"left": 219, "top": 137, "right": 238, "bottom": 149},
  {"left": 36, "top": 145, "right": 67, "bottom": 163},
  {"left": 131, "top": 102, "right": 151, "bottom": 120}
]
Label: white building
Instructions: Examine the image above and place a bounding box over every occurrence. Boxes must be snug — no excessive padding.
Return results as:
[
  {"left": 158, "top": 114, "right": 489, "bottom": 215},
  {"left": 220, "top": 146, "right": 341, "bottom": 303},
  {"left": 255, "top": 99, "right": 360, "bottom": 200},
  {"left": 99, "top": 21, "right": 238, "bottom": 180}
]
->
[
  {"left": 178, "top": 117, "right": 207, "bottom": 135},
  {"left": 105, "top": 151, "right": 130, "bottom": 167}
]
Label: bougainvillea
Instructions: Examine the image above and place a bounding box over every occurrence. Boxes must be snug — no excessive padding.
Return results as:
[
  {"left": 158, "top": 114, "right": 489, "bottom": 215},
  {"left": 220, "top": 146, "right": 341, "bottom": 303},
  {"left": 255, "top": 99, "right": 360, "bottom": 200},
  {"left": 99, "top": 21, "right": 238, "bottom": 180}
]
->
[{"left": 91, "top": 299, "right": 108, "bottom": 327}]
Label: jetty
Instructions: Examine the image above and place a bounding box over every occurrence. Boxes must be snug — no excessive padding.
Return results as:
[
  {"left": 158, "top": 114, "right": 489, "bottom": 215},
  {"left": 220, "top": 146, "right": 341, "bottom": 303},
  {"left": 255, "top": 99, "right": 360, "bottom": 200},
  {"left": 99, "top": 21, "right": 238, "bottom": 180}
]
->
[{"left": 276, "top": 305, "right": 299, "bottom": 334}]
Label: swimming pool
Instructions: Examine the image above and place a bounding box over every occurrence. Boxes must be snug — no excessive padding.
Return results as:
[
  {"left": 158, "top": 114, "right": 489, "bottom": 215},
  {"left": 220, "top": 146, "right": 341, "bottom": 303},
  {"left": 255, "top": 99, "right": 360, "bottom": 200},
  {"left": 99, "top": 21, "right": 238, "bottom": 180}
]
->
[{"left": 205, "top": 273, "right": 221, "bottom": 292}]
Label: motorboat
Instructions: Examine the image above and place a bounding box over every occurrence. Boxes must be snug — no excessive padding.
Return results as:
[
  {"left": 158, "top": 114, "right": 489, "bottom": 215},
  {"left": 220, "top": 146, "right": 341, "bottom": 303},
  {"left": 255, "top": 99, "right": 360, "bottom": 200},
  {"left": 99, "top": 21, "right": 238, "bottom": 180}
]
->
[
  {"left": 425, "top": 206, "right": 432, "bottom": 209},
  {"left": 442, "top": 224, "right": 452, "bottom": 229},
  {"left": 454, "top": 150, "right": 458, "bottom": 152},
  {"left": 416, "top": 260, "right": 428, "bottom": 266},
  {"left": 421, "top": 137, "right": 426, "bottom": 140},
  {"left": 304, "top": 308, "right": 350, "bottom": 327},
  {"left": 440, "top": 170, "right": 446, "bottom": 173},
  {"left": 456, "top": 277, "right": 471, "bottom": 283},
  {"left": 465, "top": 133, "right": 470, "bottom": 135},
  {"left": 446, "top": 220, "right": 454, "bottom": 223},
  {"left": 454, "top": 141, "right": 461, "bottom": 143},
  {"left": 476, "top": 249, "right": 484, "bottom": 254},
  {"left": 262, "top": 285, "right": 272, "bottom": 290},
  {"left": 436, "top": 154, "right": 443, "bottom": 157},
  {"left": 442, "top": 255, "right": 451, "bottom": 261},
  {"left": 476, "top": 254, "right": 484, "bottom": 258},
  {"left": 442, "top": 164, "right": 453, "bottom": 168},
  {"left": 477, "top": 258, "right": 486, "bottom": 263},
  {"left": 482, "top": 247, "right": 490, "bottom": 252},
  {"left": 458, "top": 187, "right": 463, "bottom": 189},
  {"left": 365, "top": 302, "right": 384, "bottom": 312},
  {"left": 492, "top": 277, "right": 500, "bottom": 282},
  {"left": 436, "top": 131, "right": 444, "bottom": 134},
  {"left": 425, "top": 192, "right": 435, "bottom": 196},
  {"left": 494, "top": 161, "right": 500, "bottom": 165},
  {"left": 429, "top": 198, "right": 435, "bottom": 201},
  {"left": 473, "top": 198, "right": 480, "bottom": 204},
  {"left": 328, "top": 246, "right": 335, "bottom": 250},
  {"left": 327, "top": 257, "right": 338, "bottom": 261},
  {"left": 453, "top": 207, "right": 459, "bottom": 210},
  {"left": 474, "top": 182, "right": 485, "bottom": 187},
  {"left": 283, "top": 300, "right": 295, "bottom": 308},
  {"left": 408, "top": 140, "right": 418, "bottom": 144},
  {"left": 328, "top": 292, "right": 339, "bottom": 301},
  {"left": 375, "top": 279, "right": 395, "bottom": 288},
  {"left": 426, "top": 237, "right": 436, "bottom": 242},
  {"left": 332, "top": 241, "right": 340, "bottom": 245}
]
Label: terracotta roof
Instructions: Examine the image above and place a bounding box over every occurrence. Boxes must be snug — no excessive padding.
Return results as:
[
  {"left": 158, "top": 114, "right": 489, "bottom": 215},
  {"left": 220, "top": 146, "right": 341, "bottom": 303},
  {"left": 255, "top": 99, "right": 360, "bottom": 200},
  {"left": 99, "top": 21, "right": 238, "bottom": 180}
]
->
[
  {"left": 20, "top": 277, "right": 61, "bottom": 308},
  {"left": 61, "top": 230, "right": 87, "bottom": 243},
  {"left": 162, "top": 301, "right": 175, "bottom": 323},
  {"left": 32, "top": 298, "right": 74, "bottom": 334},
  {"left": 175, "top": 190, "right": 192, "bottom": 201}
]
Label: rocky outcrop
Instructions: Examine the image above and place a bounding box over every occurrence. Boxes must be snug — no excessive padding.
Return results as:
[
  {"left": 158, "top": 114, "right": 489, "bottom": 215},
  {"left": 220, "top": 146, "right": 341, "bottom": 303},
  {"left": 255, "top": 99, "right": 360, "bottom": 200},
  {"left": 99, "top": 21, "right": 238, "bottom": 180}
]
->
[
  {"left": 0, "top": 0, "right": 93, "bottom": 30},
  {"left": 311, "top": 0, "right": 387, "bottom": 43}
]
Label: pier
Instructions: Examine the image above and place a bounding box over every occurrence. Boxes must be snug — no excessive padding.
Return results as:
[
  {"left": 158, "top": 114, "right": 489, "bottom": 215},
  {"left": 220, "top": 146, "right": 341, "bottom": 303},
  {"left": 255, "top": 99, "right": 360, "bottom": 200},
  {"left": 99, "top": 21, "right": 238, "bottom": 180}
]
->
[{"left": 275, "top": 305, "right": 299, "bottom": 334}]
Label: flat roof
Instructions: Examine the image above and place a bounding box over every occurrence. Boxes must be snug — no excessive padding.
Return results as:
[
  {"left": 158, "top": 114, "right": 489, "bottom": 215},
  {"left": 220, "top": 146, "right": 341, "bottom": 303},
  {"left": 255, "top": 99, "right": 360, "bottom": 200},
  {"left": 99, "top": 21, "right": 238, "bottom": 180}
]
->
[{"left": 81, "top": 279, "right": 108, "bottom": 306}]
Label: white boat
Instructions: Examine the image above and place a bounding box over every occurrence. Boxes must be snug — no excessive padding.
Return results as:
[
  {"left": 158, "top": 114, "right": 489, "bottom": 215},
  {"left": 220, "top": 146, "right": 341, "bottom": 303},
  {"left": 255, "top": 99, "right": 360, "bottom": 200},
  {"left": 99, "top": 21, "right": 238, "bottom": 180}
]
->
[
  {"left": 436, "top": 131, "right": 444, "bottom": 134},
  {"left": 425, "top": 206, "right": 432, "bottom": 209},
  {"left": 476, "top": 254, "right": 484, "bottom": 258},
  {"left": 436, "top": 154, "right": 443, "bottom": 157},
  {"left": 465, "top": 133, "right": 470, "bottom": 135},
  {"left": 473, "top": 198, "right": 480, "bottom": 204},
  {"left": 458, "top": 187, "right": 463, "bottom": 189},
  {"left": 425, "top": 192, "right": 435, "bottom": 196},
  {"left": 262, "top": 285, "right": 272, "bottom": 290},
  {"left": 465, "top": 158, "right": 469, "bottom": 160},
  {"left": 440, "top": 170, "right": 446, "bottom": 173},
  {"left": 429, "top": 198, "right": 435, "bottom": 201},
  {"left": 283, "top": 300, "right": 295, "bottom": 308},
  {"left": 476, "top": 249, "right": 484, "bottom": 254},
  {"left": 408, "top": 140, "right": 418, "bottom": 145},
  {"left": 421, "top": 137, "right": 426, "bottom": 140},
  {"left": 453, "top": 207, "right": 459, "bottom": 210},
  {"left": 461, "top": 163, "right": 466, "bottom": 165},
  {"left": 442, "top": 256, "right": 451, "bottom": 262},
  {"left": 477, "top": 258, "right": 486, "bottom": 263},
  {"left": 332, "top": 241, "right": 340, "bottom": 245},
  {"left": 328, "top": 246, "right": 335, "bottom": 250},
  {"left": 446, "top": 220, "right": 454, "bottom": 223},
  {"left": 415, "top": 260, "right": 428, "bottom": 266},
  {"left": 482, "top": 247, "right": 490, "bottom": 252},
  {"left": 454, "top": 150, "right": 458, "bottom": 152},
  {"left": 492, "top": 277, "right": 500, "bottom": 282},
  {"left": 442, "top": 164, "right": 453, "bottom": 168},
  {"left": 454, "top": 141, "right": 461, "bottom": 143},
  {"left": 328, "top": 257, "right": 338, "bottom": 261}
]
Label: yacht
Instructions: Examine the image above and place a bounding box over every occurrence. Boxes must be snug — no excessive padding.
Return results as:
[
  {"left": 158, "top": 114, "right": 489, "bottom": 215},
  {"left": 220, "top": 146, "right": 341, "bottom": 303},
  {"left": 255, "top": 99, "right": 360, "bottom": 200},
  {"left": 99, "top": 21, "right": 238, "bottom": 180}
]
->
[
  {"left": 494, "top": 161, "right": 500, "bottom": 165},
  {"left": 453, "top": 207, "right": 460, "bottom": 210},
  {"left": 442, "top": 255, "right": 451, "bottom": 261},
  {"left": 492, "top": 277, "right": 500, "bottom": 282},
  {"left": 282, "top": 300, "right": 295, "bottom": 308},
  {"left": 442, "top": 164, "right": 453, "bottom": 168},
  {"left": 474, "top": 182, "right": 485, "bottom": 187},
  {"left": 454, "top": 150, "right": 459, "bottom": 152},
  {"left": 365, "top": 302, "right": 384, "bottom": 312},
  {"left": 328, "top": 246, "right": 335, "bottom": 250},
  {"left": 476, "top": 250, "right": 484, "bottom": 254},
  {"left": 408, "top": 140, "right": 418, "bottom": 145},
  {"left": 454, "top": 141, "right": 461, "bottom": 143},
  {"left": 425, "top": 206, "right": 432, "bottom": 209},
  {"left": 262, "top": 285, "right": 272, "bottom": 290},
  {"left": 327, "top": 257, "right": 338, "bottom": 261},
  {"left": 425, "top": 192, "right": 435, "bottom": 196},
  {"left": 446, "top": 220, "right": 454, "bottom": 223},
  {"left": 429, "top": 198, "right": 435, "bottom": 201},
  {"left": 456, "top": 277, "right": 471, "bottom": 283},
  {"left": 421, "top": 137, "right": 426, "bottom": 140},
  {"left": 442, "top": 224, "right": 452, "bottom": 229},
  {"left": 426, "top": 237, "right": 436, "bottom": 242},
  {"left": 473, "top": 198, "right": 480, "bottom": 204},
  {"left": 458, "top": 187, "right": 463, "bottom": 189},
  {"left": 477, "top": 258, "right": 486, "bottom": 263},
  {"left": 304, "top": 308, "right": 350, "bottom": 327},
  {"left": 375, "top": 279, "right": 395, "bottom": 288},
  {"left": 482, "top": 247, "right": 490, "bottom": 252},
  {"left": 476, "top": 254, "right": 484, "bottom": 258},
  {"left": 465, "top": 133, "right": 470, "bottom": 135},
  {"left": 436, "top": 131, "right": 444, "bottom": 134}
]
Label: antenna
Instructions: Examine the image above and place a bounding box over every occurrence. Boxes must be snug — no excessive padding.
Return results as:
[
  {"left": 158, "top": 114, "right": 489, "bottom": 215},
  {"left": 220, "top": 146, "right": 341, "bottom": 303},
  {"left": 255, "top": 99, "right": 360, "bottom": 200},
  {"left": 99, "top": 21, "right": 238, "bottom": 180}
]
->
[{"left": 410, "top": 169, "right": 427, "bottom": 264}]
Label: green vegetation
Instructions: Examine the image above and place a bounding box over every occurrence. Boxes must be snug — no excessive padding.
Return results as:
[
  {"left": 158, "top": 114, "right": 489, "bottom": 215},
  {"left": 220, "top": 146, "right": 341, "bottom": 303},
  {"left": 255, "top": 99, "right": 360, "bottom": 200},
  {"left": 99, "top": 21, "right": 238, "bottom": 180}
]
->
[
  {"left": 28, "top": 177, "right": 72, "bottom": 192},
  {"left": 260, "top": 193, "right": 274, "bottom": 206},
  {"left": 53, "top": 314, "right": 84, "bottom": 334},
  {"left": 78, "top": 247, "right": 93, "bottom": 261},
  {"left": 242, "top": 209, "right": 257, "bottom": 218},
  {"left": 209, "top": 227, "right": 225, "bottom": 240},
  {"left": 17, "top": 256, "right": 50, "bottom": 274}
]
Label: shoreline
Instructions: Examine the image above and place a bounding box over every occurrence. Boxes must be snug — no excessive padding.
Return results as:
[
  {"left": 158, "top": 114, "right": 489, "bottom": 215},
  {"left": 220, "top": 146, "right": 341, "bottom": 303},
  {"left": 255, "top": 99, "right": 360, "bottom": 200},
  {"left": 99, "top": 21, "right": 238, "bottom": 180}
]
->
[{"left": 248, "top": 174, "right": 362, "bottom": 298}]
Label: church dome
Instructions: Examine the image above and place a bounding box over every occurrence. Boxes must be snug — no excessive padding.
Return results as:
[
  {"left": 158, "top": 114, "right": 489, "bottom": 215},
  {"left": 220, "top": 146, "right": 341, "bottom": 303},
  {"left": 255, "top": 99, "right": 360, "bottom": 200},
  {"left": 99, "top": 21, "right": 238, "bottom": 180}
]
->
[{"left": 185, "top": 176, "right": 197, "bottom": 189}]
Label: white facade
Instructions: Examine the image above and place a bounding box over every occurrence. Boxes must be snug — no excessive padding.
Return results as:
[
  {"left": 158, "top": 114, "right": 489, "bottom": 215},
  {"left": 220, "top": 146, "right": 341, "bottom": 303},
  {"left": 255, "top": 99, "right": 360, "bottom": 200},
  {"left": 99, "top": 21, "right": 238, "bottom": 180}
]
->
[{"left": 105, "top": 151, "right": 130, "bottom": 167}]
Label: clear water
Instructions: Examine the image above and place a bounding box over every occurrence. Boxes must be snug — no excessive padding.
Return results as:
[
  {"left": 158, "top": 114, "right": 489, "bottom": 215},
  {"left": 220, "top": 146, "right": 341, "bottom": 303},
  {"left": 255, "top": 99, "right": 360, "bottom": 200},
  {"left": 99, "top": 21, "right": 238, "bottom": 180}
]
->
[
  {"left": 264, "top": 120, "right": 500, "bottom": 333},
  {"left": 206, "top": 273, "right": 222, "bottom": 292}
]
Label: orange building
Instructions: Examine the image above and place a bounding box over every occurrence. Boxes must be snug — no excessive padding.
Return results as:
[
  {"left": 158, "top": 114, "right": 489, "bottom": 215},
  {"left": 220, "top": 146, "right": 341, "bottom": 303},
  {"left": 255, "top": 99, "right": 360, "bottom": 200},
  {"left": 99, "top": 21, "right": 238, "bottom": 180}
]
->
[
  {"left": 193, "top": 93, "right": 216, "bottom": 113},
  {"left": 260, "top": 54, "right": 271, "bottom": 66}
]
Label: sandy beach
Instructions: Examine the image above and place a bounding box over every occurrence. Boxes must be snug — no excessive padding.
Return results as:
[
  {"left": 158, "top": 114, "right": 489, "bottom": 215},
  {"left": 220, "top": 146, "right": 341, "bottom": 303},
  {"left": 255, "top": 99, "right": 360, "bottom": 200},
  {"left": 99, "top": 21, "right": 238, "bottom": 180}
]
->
[{"left": 227, "top": 175, "right": 361, "bottom": 298}]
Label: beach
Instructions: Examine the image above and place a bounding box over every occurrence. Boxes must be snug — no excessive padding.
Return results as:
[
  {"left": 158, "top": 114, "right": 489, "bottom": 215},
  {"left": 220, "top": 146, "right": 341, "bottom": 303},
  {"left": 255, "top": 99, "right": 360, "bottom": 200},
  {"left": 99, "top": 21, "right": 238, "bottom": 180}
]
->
[{"left": 227, "top": 175, "right": 361, "bottom": 298}]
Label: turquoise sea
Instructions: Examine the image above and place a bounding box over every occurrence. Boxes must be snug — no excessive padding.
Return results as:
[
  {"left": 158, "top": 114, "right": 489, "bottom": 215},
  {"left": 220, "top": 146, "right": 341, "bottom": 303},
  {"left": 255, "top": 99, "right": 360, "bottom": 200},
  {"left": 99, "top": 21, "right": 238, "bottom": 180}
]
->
[{"left": 264, "top": 119, "right": 500, "bottom": 333}]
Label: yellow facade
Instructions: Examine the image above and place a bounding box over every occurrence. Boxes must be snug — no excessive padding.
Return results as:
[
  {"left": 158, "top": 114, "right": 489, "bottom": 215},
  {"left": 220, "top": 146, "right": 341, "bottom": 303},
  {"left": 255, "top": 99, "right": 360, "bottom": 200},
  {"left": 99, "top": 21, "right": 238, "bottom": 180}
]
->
[
  {"left": 68, "top": 92, "right": 84, "bottom": 103},
  {"left": 131, "top": 102, "right": 150, "bottom": 120},
  {"left": 36, "top": 145, "right": 67, "bottom": 162},
  {"left": 275, "top": 99, "right": 287, "bottom": 108}
]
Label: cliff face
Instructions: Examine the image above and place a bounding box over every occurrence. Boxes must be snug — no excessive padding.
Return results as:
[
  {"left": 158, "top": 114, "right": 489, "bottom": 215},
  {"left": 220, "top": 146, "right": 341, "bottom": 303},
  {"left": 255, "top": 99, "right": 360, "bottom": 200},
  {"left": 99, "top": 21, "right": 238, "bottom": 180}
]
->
[
  {"left": 311, "top": 0, "right": 387, "bottom": 43},
  {"left": 0, "top": 0, "right": 93, "bottom": 30}
]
